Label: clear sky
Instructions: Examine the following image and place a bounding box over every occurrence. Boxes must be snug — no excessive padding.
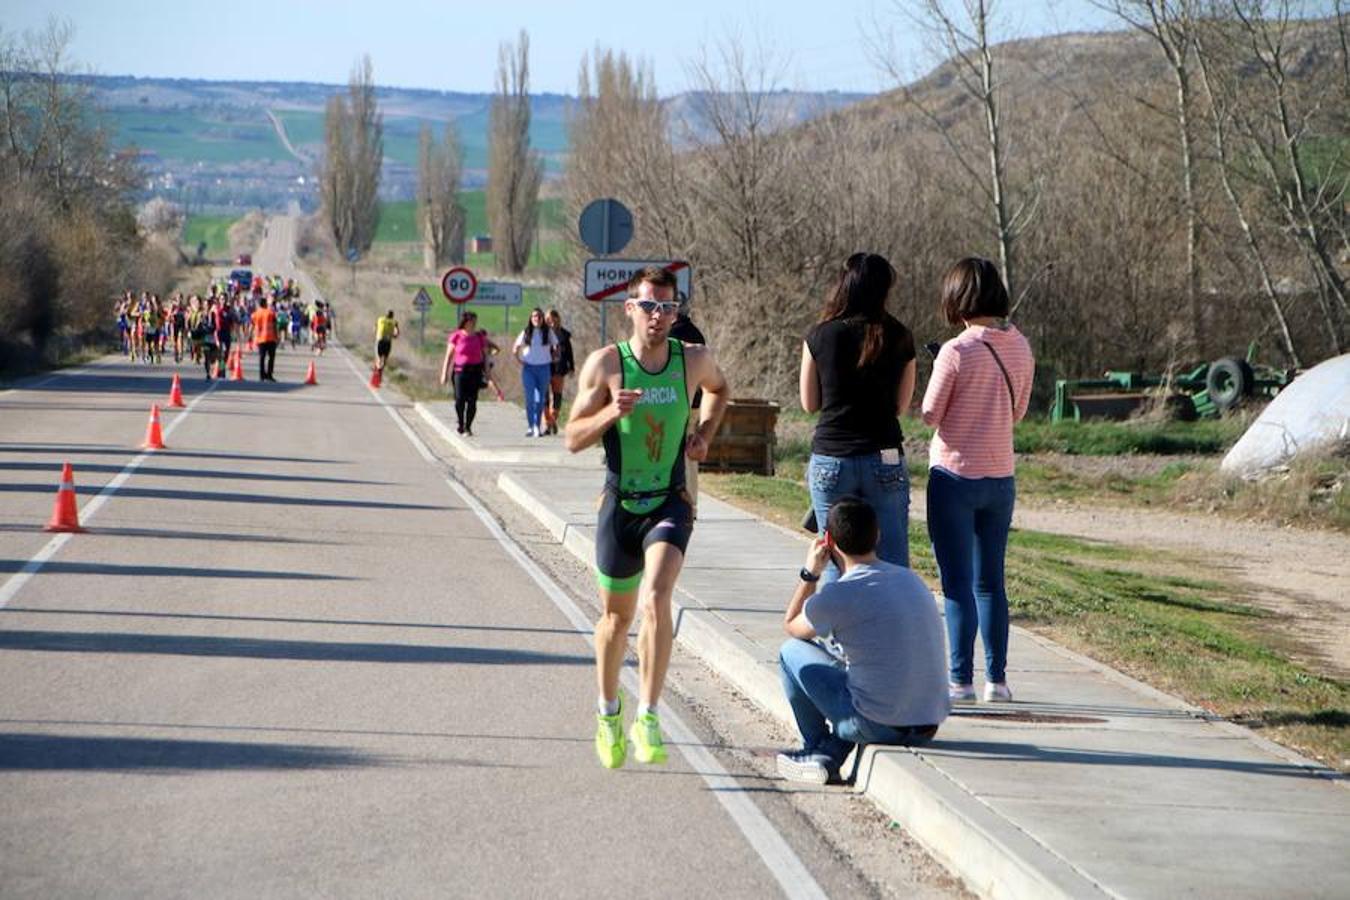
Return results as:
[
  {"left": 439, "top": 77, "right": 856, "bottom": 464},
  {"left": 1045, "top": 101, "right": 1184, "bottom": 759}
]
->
[{"left": 2, "top": 0, "right": 1122, "bottom": 95}]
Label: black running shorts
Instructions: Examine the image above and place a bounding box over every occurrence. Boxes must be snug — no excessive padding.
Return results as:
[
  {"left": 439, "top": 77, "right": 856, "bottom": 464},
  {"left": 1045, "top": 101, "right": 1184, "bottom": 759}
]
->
[{"left": 595, "top": 490, "right": 693, "bottom": 593}]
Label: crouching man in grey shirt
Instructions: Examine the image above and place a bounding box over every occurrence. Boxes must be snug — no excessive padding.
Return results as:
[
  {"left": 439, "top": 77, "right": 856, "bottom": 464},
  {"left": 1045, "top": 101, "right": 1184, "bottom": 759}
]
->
[{"left": 778, "top": 496, "right": 950, "bottom": 784}]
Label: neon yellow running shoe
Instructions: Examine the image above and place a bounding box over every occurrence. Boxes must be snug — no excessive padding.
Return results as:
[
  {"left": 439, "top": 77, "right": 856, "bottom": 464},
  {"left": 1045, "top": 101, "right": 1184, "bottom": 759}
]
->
[
  {"left": 595, "top": 697, "right": 627, "bottom": 769},
  {"left": 629, "top": 712, "right": 667, "bottom": 765}
]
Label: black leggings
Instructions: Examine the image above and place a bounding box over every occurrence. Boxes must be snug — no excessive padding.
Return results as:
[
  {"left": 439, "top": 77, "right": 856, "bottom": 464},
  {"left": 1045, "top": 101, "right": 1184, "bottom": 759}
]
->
[
  {"left": 258, "top": 342, "right": 277, "bottom": 379},
  {"left": 453, "top": 365, "right": 484, "bottom": 430}
]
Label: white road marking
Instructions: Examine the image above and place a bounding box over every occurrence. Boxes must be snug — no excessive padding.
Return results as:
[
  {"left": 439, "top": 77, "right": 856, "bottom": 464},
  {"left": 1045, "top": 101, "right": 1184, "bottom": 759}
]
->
[
  {"left": 339, "top": 347, "right": 829, "bottom": 900},
  {"left": 0, "top": 378, "right": 220, "bottom": 609}
]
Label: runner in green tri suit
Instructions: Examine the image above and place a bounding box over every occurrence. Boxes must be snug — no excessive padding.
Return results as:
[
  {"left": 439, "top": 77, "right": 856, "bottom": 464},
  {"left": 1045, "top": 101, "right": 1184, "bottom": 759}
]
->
[{"left": 565, "top": 266, "right": 729, "bottom": 769}]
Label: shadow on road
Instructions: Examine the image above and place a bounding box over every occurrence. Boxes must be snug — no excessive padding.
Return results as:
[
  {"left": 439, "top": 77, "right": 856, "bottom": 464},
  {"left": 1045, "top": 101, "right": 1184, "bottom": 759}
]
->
[
  {"left": 2, "top": 606, "right": 584, "bottom": 636},
  {"left": 0, "top": 484, "right": 448, "bottom": 511},
  {"left": 0, "top": 560, "right": 354, "bottom": 580},
  {"left": 0, "top": 630, "right": 594, "bottom": 665},
  {"left": 0, "top": 732, "right": 379, "bottom": 771},
  {"left": 0, "top": 461, "right": 388, "bottom": 486},
  {"left": 0, "top": 444, "right": 344, "bottom": 465},
  {"left": 0, "top": 525, "right": 338, "bottom": 544},
  {"left": 9, "top": 371, "right": 309, "bottom": 396}
]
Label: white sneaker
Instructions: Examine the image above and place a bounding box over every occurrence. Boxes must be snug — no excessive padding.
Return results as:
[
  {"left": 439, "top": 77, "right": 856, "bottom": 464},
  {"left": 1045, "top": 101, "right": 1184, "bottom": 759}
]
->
[
  {"left": 525, "top": 426, "right": 537, "bottom": 437},
  {"left": 983, "top": 682, "right": 1013, "bottom": 703},
  {"left": 949, "top": 683, "right": 976, "bottom": 703},
  {"left": 776, "top": 750, "right": 835, "bottom": 784}
]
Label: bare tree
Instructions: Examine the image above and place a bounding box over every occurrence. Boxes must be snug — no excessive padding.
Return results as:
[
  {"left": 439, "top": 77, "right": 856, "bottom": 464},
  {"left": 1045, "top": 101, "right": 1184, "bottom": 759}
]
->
[
  {"left": 0, "top": 19, "right": 134, "bottom": 213},
  {"left": 319, "top": 55, "right": 383, "bottom": 258},
  {"left": 0, "top": 18, "right": 146, "bottom": 366},
  {"left": 347, "top": 55, "right": 383, "bottom": 255},
  {"left": 136, "top": 197, "right": 184, "bottom": 239},
  {"left": 1335, "top": 0, "right": 1350, "bottom": 97},
  {"left": 886, "top": 0, "right": 1034, "bottom": 308},
  {"left": 565, "top": 48, "right": 688, "bottom": 259},
  {"left": 1193, "top": 21, "right": 1303, "bottom": 364},
  {"left": 417, "top": 122, "right": 466, "bottom": 268},
  {"left": 320, "top": 92, "right": 354, "bottom": 255},
  {"left": 1211, "top": 0, "right": 1347, "bottom": 352},
  {"left": 488, "top": 30, "right": 543, "bottom": 274},
  {"left": 1097, "top": 1, "right": 1206, "bottom": 351},
  {"left": 683, "top": 37, "right": 803, "bottom": 286}
]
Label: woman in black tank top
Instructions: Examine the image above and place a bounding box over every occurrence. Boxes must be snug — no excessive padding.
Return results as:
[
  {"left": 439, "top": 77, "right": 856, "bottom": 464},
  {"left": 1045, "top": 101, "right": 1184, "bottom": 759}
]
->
[{"left": 800, "top": 253, "right": 917, "bottom": 584}]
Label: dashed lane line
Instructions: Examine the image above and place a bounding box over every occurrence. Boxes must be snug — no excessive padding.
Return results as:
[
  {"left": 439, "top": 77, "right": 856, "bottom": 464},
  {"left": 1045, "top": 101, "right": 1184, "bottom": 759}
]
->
[{"left": 0, "top": 379, "right": 221, "bottom": 609}]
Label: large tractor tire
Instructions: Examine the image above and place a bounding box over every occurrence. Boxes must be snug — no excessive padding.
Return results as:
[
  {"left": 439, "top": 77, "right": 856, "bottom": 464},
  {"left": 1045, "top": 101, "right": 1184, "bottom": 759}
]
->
[{"left": 1206, "top": 357, "right": 1255, "bottom": 412}]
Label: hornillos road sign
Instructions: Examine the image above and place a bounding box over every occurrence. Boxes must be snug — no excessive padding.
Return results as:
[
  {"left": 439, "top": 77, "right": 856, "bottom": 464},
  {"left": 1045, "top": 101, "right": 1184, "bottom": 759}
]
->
[{"left": 584, "top": 260, "right": 692, "bottom": 303}]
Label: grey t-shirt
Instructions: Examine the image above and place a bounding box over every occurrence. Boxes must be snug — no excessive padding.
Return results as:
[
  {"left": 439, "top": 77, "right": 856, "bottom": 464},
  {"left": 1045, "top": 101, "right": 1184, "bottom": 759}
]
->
[{"left": 804, "top": 560, "right": 950, "bottom": 727}]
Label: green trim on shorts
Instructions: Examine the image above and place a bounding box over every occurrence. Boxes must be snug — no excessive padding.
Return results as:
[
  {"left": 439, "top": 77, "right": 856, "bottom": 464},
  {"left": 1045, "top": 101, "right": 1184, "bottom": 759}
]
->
[{"left": 596, "top": 570, "right": 643, "bottom": 593}]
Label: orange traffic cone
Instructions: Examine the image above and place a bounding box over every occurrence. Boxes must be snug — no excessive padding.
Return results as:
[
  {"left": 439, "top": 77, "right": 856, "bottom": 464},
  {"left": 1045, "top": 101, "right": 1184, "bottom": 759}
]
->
[
  {"left": 43, "top": 462, "right": 86, "bottom": 533},
  {"left": 304, "top": 360, "right": 318, "bottom": 385},
  {"left": 229, "top": 347, "right": 244, "bottom": 381},
  {"left": 213, "top": 351, "right": 225, "bottom": 379},
  {"left": 369, "top": 367, "right": 382, "bottom": 389},
  {"left": 142, "top": 404, "right": 166, "bottom": 450},
  {"left": 168, "top": 373, "right": 186, "bottom": 408}
]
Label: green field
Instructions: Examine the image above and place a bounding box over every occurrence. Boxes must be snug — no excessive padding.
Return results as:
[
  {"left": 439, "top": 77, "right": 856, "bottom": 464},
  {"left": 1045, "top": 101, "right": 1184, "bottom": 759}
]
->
[
  {"left": 403, "top": 284, "right": 554, "bottom": 348},
  {"left": 183, "top": 214, "right": 239, "bottom": 256},
  {"left": 374, "top": 196, "right": 568, "bottom": 268},
  {"left": 110, "top": 104, "right": 568, "bottom": 171},
  {"left": 274, "top": 109, "right": 567, "bottom": 173},
  {"left": 112, "top": 109, "right": 288, "bottom": 162}
]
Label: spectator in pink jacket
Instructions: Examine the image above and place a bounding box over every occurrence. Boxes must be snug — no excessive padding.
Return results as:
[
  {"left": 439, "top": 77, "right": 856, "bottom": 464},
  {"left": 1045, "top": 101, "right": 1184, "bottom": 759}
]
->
[{"left": 921, "top": 258, "right": 1034, "bottom": 705}]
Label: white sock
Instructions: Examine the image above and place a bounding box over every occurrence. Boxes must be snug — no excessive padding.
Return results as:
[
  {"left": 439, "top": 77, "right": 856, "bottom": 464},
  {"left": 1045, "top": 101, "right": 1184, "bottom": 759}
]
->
[
  {"left": 638, "top": 703, "right": 657, "bottom": 718},
  {"left": 598, "top": 697, "right": 619, "bottom": 716}
]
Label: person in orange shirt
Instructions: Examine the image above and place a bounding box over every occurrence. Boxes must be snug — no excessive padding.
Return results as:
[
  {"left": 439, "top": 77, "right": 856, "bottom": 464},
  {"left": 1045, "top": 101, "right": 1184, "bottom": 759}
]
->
[{"left": 251, "top": 296, "right": 280, "bottom": 382}]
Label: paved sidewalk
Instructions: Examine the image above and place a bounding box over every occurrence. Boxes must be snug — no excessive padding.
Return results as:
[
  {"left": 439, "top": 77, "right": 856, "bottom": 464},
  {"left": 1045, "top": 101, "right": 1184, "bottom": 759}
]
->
[
  {"left": 417, "top": 400, "right": 600, "bottom": 468},
  {"left": 420, "top": 402, "right": 1350, "bottom": 900}
]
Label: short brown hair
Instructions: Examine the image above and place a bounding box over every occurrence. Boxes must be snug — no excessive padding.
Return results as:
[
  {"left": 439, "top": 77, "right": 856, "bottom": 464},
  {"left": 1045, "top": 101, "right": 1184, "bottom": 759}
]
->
[
  {"left": 939, "top": 257, "right": 1009, "bottom": 326},
  {"left": 627, "top": 266, "right": 677, "bottom": 297}
]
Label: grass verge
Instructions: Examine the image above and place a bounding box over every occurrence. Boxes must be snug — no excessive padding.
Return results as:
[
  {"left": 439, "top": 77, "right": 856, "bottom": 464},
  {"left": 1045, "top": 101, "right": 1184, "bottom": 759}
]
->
[
  {"left": 183, "top": 214, "right": 238, "bottom": 258},
  {"left": 700, "top": 471, "right": 1349, "bottom": 771}
]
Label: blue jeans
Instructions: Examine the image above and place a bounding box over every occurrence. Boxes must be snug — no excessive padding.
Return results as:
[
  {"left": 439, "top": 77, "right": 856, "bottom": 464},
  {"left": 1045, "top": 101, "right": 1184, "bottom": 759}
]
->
[
  {"left": 521, "top": 363, "right": 551, "bottom": 430},
  {"left": 779, "top": 639, "right": 937, "bottom": 770},
  {"left": 808, "top": 452, "right": 910, "bottom": 586},
  {"left": 926, "top": 467, "right": 1016, "bottom": 685}
]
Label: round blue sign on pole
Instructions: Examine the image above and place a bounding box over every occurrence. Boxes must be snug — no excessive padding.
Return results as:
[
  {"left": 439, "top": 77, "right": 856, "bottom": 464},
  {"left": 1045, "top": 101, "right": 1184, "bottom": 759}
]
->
[{"left": 578, "top": 198, "right": 634, "bottom": 256}]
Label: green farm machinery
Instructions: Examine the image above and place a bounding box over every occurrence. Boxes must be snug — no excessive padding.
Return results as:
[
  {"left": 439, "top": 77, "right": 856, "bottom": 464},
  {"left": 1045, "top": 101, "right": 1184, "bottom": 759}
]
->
[{"left": 1052, "top": 347, "right": 1295, "bottom": 423}]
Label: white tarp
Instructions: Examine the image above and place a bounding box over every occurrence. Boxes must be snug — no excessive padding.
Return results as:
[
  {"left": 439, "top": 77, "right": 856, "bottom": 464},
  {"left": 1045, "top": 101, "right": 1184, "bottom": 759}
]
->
[{"left": 1221, "top": 353, "right": 1350, "bottom": 477}]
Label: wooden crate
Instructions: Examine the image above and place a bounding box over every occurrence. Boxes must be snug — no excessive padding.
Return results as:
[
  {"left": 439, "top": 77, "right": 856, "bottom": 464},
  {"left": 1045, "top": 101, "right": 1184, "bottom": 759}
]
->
[{"left": 704, "top": 398, "right": 779, "bottom": 475}]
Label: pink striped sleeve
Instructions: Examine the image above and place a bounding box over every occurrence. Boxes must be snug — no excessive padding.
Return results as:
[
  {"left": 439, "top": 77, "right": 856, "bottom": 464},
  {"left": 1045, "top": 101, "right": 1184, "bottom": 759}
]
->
[{"left": 920, "top": 344, "right": 959, "bottom": 427}]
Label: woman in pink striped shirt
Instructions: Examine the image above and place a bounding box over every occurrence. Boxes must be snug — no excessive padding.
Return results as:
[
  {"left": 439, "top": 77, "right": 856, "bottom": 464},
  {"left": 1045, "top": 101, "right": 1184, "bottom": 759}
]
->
[{"left": 921, "top": 258, "right": 1034, "bottom": 704}]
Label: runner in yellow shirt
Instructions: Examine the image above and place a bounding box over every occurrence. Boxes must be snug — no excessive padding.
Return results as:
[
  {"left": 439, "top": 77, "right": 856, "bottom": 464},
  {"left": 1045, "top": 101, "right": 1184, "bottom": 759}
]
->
[{"left": 374, "top": 310, "right": 400, "bottom": 373}]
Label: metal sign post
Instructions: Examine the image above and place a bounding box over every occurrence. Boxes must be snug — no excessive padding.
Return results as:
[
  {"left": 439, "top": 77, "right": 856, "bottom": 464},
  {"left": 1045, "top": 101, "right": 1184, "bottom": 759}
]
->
[
  {"left": 346, "top": 247, "right": 360, "bottom": 289},
  {"left": 578, "top": 198, "right": 635, "bottom": 346},
  {"left": 412, "top": 287, "right": 433, "bottom": 352}
]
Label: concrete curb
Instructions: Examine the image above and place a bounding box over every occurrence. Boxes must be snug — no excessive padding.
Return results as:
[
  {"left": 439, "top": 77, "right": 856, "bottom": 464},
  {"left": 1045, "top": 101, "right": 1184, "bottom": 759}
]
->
[
  {"left": 496, "top": 472, "right": 795, "bottom": 724},
  {"left": 414, "top": 401, "right": 583, "bottom": 466},
  {"left": 496, "top": 471, "right": 1108, "bottom": 900}
]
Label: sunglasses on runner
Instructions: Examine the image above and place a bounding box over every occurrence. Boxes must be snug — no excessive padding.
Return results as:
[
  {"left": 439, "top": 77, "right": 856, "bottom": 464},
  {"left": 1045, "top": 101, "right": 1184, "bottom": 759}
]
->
[{"left": 633, "top": 300, "right": 679, "bottom": 316}]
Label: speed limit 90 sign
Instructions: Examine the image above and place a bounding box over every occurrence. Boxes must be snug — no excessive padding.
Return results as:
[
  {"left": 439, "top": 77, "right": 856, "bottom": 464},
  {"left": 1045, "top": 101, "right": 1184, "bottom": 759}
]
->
[{"left": 441, "top": 266, "right": 478, "bottom": 304}]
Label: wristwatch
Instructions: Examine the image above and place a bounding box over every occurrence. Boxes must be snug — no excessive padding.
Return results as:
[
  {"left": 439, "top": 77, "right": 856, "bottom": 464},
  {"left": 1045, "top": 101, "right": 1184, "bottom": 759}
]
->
[{"left": 798, "top": 567, "right": 820, "bottom": 583}]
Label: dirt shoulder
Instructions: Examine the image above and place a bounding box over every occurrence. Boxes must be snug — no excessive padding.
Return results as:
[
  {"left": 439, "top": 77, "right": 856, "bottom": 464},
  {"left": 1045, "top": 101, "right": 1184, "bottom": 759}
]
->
[{"left": 910, "top": 489, "right": 1350, "bottom": 678}]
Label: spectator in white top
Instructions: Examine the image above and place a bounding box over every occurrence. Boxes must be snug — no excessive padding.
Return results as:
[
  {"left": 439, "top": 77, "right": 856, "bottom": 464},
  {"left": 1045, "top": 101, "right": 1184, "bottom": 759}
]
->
[{"left": 513, "top": 307, "right": 560, "bottom": 437}]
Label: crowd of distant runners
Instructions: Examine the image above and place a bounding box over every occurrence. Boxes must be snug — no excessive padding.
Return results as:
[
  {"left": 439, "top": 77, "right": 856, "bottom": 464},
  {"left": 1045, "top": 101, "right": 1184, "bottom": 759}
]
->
[{"left": 114, "top": 274, "right": 336, "bottom": 377}]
